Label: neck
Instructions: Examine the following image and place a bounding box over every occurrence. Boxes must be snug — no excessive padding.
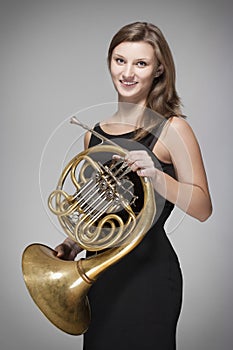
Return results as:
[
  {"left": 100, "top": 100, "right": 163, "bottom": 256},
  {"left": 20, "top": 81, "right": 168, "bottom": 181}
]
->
[{"left": 113, "top": 101, "right": 146, "bottom": 128}]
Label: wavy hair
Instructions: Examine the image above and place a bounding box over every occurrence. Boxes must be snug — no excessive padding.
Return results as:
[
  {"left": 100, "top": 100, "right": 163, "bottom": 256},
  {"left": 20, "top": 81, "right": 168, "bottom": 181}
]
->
[{"left": 107, "top": 22, "right": 183, "bottom": 136}]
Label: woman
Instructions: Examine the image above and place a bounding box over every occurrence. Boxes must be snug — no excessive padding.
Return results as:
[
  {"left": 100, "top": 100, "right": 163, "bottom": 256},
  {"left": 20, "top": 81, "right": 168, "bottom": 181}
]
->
[{"left": 55, "top": 22, "right": 212, "bottom": 349}]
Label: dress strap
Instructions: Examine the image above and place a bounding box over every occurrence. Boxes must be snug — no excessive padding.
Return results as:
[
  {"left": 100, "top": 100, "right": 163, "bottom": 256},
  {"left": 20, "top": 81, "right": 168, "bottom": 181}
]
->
[{"left": 147, "top": 118, "right": 168, "bottom": 151}]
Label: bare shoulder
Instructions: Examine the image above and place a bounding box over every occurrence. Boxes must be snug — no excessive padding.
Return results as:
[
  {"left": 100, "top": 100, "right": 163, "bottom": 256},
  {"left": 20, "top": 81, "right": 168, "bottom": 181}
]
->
[
  {"left": 166, "top": 116, "right": 194, "bottom": 134},
  {"left": 162, "top": 116, "right": 199, "bottom": 148}
]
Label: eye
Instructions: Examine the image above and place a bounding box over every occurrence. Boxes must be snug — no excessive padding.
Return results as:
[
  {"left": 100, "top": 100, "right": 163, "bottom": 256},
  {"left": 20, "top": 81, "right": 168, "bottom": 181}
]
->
[
  {"left": 115, "top": 58, "right": 125, "bottom": 65},
  {"left": 137, "top": 61, "right": 147, "bottom": 67}
]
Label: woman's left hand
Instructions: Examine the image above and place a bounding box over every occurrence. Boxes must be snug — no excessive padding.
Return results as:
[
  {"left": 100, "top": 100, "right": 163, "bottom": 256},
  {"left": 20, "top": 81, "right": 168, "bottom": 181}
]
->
[{"left": 114, "top": 151, "right": 157, "bottom": 179}]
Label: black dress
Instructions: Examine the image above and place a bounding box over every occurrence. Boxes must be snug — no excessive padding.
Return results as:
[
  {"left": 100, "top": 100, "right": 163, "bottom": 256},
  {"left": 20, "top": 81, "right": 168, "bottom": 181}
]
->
[{"left": 83, "top": 123, "right": 183, "bottom": 350}]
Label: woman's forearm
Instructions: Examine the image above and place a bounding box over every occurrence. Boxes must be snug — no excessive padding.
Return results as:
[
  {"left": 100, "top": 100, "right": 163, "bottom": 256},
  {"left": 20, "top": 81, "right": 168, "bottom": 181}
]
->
[{"left": 153, "top": 168, "right": 212, "bottom": 222}]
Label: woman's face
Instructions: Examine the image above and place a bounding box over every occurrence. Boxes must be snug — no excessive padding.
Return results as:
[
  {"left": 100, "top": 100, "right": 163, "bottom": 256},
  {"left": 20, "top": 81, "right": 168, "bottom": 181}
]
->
[{"left": 110, "top": 41, "right": 157, "bottom": 105}]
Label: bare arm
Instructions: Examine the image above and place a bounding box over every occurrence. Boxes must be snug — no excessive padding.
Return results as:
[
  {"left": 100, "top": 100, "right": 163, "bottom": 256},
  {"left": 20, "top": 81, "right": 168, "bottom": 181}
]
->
[{"left": 125, "top": 117, "right": 212, "bottom": 222}]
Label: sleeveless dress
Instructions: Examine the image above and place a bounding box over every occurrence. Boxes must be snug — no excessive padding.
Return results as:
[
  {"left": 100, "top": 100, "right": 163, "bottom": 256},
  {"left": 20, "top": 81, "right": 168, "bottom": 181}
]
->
[{"left": 83, "top": 123, "right": 183, "bottom": 350}]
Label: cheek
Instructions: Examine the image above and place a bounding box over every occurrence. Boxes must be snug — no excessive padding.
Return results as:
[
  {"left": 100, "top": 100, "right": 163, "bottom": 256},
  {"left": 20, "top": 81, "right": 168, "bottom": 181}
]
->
[
  {"left": 110, "top": 62, "right": 120, "bottom": 78},
  {"left": 140, "top": 70, "right": 154, "bottom": 85}
]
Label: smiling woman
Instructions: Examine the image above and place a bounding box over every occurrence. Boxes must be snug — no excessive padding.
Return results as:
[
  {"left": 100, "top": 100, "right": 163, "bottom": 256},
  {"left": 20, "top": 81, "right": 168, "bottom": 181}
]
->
[
  {"left": 107, "top": 22, "right": 181, "bottom": 119},
  {"left": 54, "top": 21, "right": 212, "bottom": 350},
  {"left": 110, "top": 41, "right": 157, "bottom": 105}
]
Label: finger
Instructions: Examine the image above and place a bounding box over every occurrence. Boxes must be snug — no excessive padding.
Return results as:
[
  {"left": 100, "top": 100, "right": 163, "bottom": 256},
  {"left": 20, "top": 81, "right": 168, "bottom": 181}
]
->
[
  {"left": 125, "top": 155, "right": 149, "bottom": 167},
  {"left": 125, "top": 150, "right": 147, "bottom": 161},
  {"left": 137, "top": 167, "right": 157, "bottom": 179},
  {"left": 137, "top": 169, "right": 145, "bottom": 176},
  {"left": 68, "top": 251, "right": 77, "bottom": 261},
  {"left": 130, "top": 160, "right": 151, "bottom": 172},
  {"left": 136, "top": 168, "right": 151, "bottom": 176},
  {"left": 54, "top": 245, "right": 65, "bottom": 258},
  {"left": 130, "top": 161, "right": 141, "bottom": 172},
  {"left": 112, "top": 154, "right": 122, "bottom": 160},
  {"left": 112, "top": 154, "right": 128, "bottom": 162}
]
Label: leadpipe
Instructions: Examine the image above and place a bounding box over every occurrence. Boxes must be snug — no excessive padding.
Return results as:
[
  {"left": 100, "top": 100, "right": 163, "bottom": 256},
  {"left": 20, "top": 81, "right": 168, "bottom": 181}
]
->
[{"left": 70, "top": 116, "right": 125, "bottom": 153}]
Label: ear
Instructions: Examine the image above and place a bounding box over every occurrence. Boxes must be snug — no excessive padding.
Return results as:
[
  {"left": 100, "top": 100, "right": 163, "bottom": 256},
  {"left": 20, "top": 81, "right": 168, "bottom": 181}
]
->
[{"left": 154, "top": 64, "right": 164, "bottom": 78}]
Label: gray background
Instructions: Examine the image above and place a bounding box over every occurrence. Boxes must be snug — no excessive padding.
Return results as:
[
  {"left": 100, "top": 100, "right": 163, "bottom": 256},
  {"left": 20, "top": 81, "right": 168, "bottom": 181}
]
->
[{"left": 1, "top": 0, "right": 232, "bottom": 349}]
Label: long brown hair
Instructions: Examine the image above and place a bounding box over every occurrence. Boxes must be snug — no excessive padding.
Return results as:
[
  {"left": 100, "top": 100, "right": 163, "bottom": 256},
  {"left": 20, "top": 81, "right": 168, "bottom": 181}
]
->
[{"left": 107, "top": 22, "right": 183, "bottom": 136}]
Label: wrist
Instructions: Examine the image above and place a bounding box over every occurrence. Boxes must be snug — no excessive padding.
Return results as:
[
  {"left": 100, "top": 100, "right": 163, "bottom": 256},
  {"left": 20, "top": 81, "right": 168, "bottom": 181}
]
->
[
  {"left": 151, "top": 167, "right": 166, "bottom": 195},
  {"left": 64, "top": 237, "right": 83, "bottom": 253},
  {"left": 64, "top": 237, "right": 76, "bottom": 248},
  {"left": 151, "top": 167, "right": 159, "bottom": 186}
]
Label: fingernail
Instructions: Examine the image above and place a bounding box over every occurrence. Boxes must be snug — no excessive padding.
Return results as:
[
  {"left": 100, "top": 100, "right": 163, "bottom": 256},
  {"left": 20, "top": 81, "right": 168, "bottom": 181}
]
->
[{"left": 112, "top": 155, "right": 124, "bottom": 160}]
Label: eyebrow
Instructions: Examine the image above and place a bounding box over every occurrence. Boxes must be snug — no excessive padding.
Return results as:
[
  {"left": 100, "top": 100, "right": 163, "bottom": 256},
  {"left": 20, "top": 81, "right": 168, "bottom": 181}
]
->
[{"left": 113, "top": 53, "right": 151, "bottom": 61}]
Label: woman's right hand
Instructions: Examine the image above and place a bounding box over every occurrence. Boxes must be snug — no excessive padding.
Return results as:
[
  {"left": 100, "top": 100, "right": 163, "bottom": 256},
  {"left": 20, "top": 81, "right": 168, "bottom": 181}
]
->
[{"left": 54, "top": 237, "right": 83, "bottom": 261}]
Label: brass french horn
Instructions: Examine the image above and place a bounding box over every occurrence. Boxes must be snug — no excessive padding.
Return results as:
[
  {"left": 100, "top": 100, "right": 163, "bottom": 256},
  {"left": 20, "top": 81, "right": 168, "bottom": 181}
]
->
[{"left": 22, "top": 117, "right": 156, "bottom": 335}]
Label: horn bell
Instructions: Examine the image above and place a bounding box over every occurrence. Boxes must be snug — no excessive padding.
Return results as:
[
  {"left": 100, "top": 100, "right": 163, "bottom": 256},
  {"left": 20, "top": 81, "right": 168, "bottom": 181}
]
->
[{"left": 22, "top": 243, "right": 91, "bottom": 335}]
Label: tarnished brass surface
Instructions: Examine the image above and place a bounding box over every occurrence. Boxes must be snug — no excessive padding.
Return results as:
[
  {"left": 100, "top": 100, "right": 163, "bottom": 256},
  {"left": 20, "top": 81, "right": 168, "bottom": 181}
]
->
[{"left": 22, "top": 244, "right": 91, "bottom": 335}]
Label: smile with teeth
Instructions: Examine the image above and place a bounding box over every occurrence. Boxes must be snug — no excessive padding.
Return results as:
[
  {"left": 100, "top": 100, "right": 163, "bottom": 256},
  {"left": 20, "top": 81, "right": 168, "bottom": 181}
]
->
[{"left": 120, "top": 80, "right": 138, "bottom": 86}]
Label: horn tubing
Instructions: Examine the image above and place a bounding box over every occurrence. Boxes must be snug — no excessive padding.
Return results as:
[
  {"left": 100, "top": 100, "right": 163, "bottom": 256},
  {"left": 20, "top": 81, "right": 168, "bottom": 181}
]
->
[
  {"left": 70, "top": 116, "right": 127, "bottom": 152},
  {"left": 22, "top": 138, "right": 156, "bottom": 335},
  {"left": 80, "top": 176, "right": 156, "bottom": 282}
]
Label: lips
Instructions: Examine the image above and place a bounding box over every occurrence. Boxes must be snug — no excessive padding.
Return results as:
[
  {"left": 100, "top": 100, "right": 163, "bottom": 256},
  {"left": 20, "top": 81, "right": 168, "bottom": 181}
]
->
[{"left": 120, "top": 80, "right": 138, "bottom": 87}]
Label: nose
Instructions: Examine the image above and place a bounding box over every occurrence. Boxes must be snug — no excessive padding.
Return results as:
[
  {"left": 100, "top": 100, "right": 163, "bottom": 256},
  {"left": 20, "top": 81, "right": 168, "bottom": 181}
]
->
[{"left": 122, "top": 63, "right": 135, "bottom": 80}]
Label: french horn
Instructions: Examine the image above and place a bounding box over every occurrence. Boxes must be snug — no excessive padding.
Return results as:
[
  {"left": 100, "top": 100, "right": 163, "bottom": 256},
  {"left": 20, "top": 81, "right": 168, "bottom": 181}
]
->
[{"left": 22, "top": 117, "right": 156, "bottom": 335}]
